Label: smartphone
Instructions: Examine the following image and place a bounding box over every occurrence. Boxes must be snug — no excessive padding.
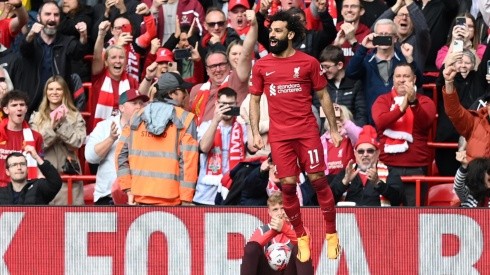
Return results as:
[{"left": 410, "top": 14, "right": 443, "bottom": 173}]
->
[
  {"left": 173, "top": 48, "right": 191, "bottom": 60},
  {"left": 372, "top": 36, "right": 393, "bottom": 46},
  {"left": 121, "top": 24, "right": 132, "bottom": 33},
  {"left": 223, "top": 106, "right": 241, "bottom": 116},
  {"left": 455, "top": 17, "right": 466, "bottom": 26},
  {"left": 334, "top": 105, "right": 341, "bottom": 118},
  {"left": 50, "top": 104, "right": 67, "bottom": 121},
  {"left": 487, "top": 60, "right": 490, "bottom": 75},
  {"left": 453, "top": 39, "right": 464, "bottom": 53},
  {"left": 168, "top": 61, "right": 178, "bottom": 72}
]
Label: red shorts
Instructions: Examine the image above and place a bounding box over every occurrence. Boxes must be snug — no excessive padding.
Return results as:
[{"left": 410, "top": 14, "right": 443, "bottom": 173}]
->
[{"left": 270, "top": 136, "right": 326, "bottom": 178}]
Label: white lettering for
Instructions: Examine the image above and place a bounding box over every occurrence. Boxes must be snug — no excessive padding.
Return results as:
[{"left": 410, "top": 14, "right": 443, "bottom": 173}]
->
[{"left": 419, "top": 214, "right": 482, "bottom": 275}]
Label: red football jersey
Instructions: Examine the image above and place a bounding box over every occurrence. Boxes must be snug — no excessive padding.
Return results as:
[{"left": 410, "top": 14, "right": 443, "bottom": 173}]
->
[{"left": 250, "top": 51, "right": 327, "bottom": 142}]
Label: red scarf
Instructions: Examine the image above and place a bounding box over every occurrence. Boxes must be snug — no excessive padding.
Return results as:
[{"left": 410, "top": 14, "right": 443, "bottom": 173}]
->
[
  {"left": 383, "top": 89, "right": 414, "bottom": 153},
  {"left": 0, "top": 119, "right": 37, "bottom": 180},
  {"left": 206, "top": 120, "right": 245, "bottom": 176},
  {"left": 93, "top": 71, "right": 130, "bottom": 127},
  {"left": 191, "top": 76, "right": 229, "bottom": 125},
  {"left": 201, "top": 32, "right": 227, "bottom": 48}
]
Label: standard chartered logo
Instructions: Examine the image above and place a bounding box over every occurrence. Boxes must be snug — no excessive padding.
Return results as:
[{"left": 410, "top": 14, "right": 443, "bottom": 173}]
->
[{"left": 269, "top": 83, "right": 277, "bottom": 96}]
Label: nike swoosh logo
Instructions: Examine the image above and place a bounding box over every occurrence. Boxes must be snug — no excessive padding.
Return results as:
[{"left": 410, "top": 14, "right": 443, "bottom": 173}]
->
[
  {"left": 310, "top": 164, "right": 320, "bottom": 169},
  {"left": 265, "top": 71, "right": 275, "bottom": 76}
]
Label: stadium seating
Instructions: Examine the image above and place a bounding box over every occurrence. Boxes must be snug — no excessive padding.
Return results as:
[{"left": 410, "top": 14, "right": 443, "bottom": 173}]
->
[
  {"left": 427, "top": 183, "right": 460, "bottom": 207},
  {"left": 84, "top": 183, "right": 95, "bottom": 205}
]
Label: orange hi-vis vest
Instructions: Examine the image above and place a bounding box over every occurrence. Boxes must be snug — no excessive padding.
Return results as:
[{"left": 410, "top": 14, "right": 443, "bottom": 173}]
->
[{"left": 116, "top": 106, "right": 199, "bottom": 205}]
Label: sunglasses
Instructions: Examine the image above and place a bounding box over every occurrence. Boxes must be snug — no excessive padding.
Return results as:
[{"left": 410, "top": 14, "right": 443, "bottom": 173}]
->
[
  {"left": 0, "top": 77, "right": 5, "bottom": 82},
  {"left": 206, "top": 21, "right": 226, "bottom": 27},
  {"left": 356, "top": 148, "right": 376, "bottom": 155}
]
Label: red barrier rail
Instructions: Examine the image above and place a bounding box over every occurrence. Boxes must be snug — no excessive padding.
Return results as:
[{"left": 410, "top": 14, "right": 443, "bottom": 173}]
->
[
  {"left": 60, "top": 175, "right": 456, "bottom": 207},
  {"left": 60, "top": 175, "right": 96, "bottom": 205},
  {"left": 400, "top": 176, "right": 454, "bottom": 206},
  {"left": 427, "top": 142, "right": 458, "bottom": 149}
]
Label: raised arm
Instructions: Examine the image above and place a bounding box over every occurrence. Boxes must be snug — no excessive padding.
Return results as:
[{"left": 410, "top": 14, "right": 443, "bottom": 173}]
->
[
  {"left": 236, "top": 10, "right": 258, "bottom": 82},
  {"left": 7, "top": 0, "right": 28, "bottom": 35},
  {"left": 92, "top": 21, "right": 111, "bottom": 76}
]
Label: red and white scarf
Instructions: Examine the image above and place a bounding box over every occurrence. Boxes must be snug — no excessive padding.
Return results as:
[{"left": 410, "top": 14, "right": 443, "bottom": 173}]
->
[
  {"left": 383, "top": 89, "right": 414, "bottom": 153},
  {"left": 93, "top": 72, "right": 130, "bottom": 127},
  {"left": 206, "top": 121, "right": 245, "bottom": 176},
  {"left": 0, "top": 119, "right": 37, "bottom": 180},
  {"left": 191, "top": 75, "right": 229, "bottom": 125}
]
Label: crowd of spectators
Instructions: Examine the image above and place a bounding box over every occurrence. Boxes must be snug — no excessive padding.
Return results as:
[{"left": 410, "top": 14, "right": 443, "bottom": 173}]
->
[{"left": 0, "top": 0, "right": 488, "bottom": 206}]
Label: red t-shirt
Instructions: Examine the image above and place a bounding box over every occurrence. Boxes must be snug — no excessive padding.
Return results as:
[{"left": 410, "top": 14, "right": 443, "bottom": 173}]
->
[
  {"left": 0, "top": 129, "right": 43, "bottom": 187},
  {"left": 250, "top": 51, "right": 327, "bottom": 142},
  {"left": 0, "top": 18, "right": 15, "bottom": 48}
]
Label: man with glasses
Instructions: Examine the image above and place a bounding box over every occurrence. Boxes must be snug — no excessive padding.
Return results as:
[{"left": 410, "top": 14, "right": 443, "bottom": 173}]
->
[
  {"left": 194, "top": 87, "right": 251, "bottom": 205},
  {"left": 346, "top": 18, "right": 421, "bottom": 124},
  {"left": 375, "top": 0, "right": 430, "bottom": 74},
  {"left": 199, "top": 7, "right": 240, "bottom": 63},
  {"left": 0, "top": 146, "right": 62, "bottom": 205},
  {"left": 190, "top": 9, "right": 257, "bottom": 125},
  {"left": 332, "top": 0, "right": 370, "bottom": 65},
  {"left": 320, "top": 45, "right": 366, "bottom": 126},
  {"left": 372, "top": 62, "right": 436, "bottom": 206},
  {"left": 330, "top": 125, "right": 404, "bottom": 206}
]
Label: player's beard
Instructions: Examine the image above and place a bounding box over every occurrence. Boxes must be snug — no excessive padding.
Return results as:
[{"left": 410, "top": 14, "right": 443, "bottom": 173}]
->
[{"left": 269, "top": 37, "right": 289, "bottom": 55}]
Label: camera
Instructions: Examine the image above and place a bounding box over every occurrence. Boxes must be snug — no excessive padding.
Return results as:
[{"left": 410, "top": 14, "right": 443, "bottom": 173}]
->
[
  {"left": 173, "top": 49, "right": 192, "bottom": 60},
  {"left": 372, "top": 36, "right": 392, "bottom": 46},
  {"left": 223, "top": 106, "right": 240, "bottom": 116}
]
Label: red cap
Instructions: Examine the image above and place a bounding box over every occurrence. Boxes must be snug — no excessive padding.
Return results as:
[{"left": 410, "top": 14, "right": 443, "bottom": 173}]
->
[
  {"left": 155, "top": 48, "right": 174, "bottom": 63},
  {"left": 355, "top": 125, "right": 380, "bottom": 150},
  {"left": 119, "top": 88, "right": 149, "bottom": 105},
  {"left": 228, "top": 0, "right": 250, "bottom": 11}
]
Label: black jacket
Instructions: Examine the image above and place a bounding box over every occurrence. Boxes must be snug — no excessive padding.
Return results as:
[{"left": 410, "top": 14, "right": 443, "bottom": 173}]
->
[
  {"left": 330, "top": 170, "right": 404, "bottom": 206},
  {"left": 327, "top": 77, "right": 367, "bottom": 126},
  {"left": 0, "top": 161, "right": 62, "bottom": 205},
  {"left": 10, "top": 33, "right": 89, "bottom": 114}
]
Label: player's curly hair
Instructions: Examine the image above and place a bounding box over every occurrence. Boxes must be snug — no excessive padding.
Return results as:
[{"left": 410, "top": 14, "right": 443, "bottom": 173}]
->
[{"left": 268, "top": 10, "right": 305, "bottom": 44}]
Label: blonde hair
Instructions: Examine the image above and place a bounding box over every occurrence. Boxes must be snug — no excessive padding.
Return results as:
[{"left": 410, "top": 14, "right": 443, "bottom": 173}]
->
[
  {"left": 32, "top": 75, "right": 78, "bottom": 126},
  {"left": 324, "top": 104, "right": 353, "bottom": 131},
  {"left": 267, "top": 192, "right": 283, "bottom": 207},
  {"left": 105, "top": 45, "right": 126, "bottom": 61}
]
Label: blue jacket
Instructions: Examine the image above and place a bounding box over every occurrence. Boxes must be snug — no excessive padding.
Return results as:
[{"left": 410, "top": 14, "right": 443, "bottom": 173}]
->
[{"left": 345, "top": 45, "right": 423, "bottom": 124}]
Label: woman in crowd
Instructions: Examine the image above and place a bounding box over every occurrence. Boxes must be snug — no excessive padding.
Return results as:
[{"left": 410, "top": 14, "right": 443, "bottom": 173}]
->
[
  {"left": 454, "top": 152, "right": 490, "bottom": 207},
  {"left": 29, "top": 75, "right": 86, "bottom": 205},
  {"left": 435, "top": 48, "right": 489, "bottom": 176},
  {"left": 321, "top": 104, "right": 361, "bottom": 183},
  {"left": 227, "top": 40, "right": 243, "bottom": 71},
  {"left": 436, "top": 12, "right": 486, "bottom": 70}
]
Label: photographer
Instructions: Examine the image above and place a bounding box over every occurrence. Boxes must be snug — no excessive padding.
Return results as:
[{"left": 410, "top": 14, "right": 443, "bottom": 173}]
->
[
  {"left": 345, "top": 18, "right": 421, "bottom": 124},
  {"left": 194, "top": 87, "right": 254, "bottom": 205}
]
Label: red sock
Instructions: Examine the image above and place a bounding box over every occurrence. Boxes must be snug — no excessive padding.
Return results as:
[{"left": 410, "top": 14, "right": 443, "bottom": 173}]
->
[
  {"left": 311, "top": 176, "right": 336, "bottom": 233},
  {"left": 281, "top": 184, "right": 306, "bottom": 237}
]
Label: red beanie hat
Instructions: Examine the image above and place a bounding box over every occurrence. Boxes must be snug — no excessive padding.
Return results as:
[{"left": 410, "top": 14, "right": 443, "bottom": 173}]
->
[{"left": 355, "top": 125, "right": 380, "bottom": 150}]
